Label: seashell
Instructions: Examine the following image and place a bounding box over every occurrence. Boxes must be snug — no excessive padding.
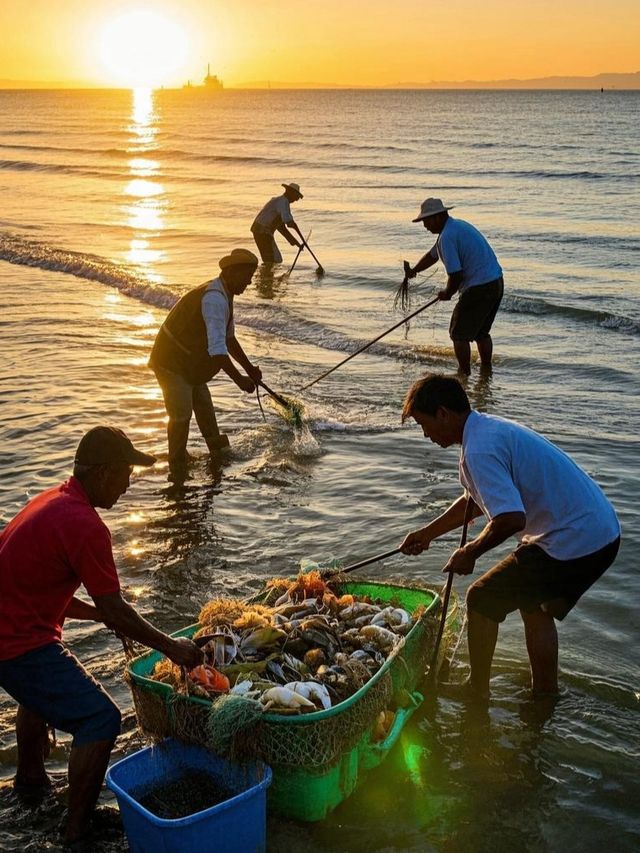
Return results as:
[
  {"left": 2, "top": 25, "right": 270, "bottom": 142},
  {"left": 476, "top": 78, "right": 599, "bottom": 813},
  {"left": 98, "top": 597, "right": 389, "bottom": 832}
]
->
[
  {"left": 340, "top": 603, "right": 381, "bottom": 621},
  {"left": 230, "top": 680, "right": 259, "bottom": 698},
  {"left": 359, "top": 625, "right": 400, "bottom": 652},
  {"left": 303, "top": 648, "right": 327, "bottom": 671}
]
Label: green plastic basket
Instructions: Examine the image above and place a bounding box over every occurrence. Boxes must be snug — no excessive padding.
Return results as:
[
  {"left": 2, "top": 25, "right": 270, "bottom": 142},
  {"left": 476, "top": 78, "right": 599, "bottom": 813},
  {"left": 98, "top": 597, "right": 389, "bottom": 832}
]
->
[{"left": 127, "top": 580, "right": 441, "bottom": 821}]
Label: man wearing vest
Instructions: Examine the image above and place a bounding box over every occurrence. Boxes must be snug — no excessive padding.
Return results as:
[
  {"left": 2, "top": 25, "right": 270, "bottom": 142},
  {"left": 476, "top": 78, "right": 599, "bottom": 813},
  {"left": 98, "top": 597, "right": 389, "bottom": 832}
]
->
[
  {"left": 149, "top": 249, "right": 261, "bottom": 475},
  {"left": 399, "top": 374, "right": 620, "bottom": 701},
  {"left": 405, "top": 198, "right": 504, "bottom": 375},
  {"left": 251, "top": 182, "right": 305, "bottom": 263}
]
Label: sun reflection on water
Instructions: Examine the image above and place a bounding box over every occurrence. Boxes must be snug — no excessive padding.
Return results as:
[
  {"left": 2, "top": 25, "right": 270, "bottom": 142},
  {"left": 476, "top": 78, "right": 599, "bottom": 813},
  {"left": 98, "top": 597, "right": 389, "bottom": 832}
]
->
[{"left": 122, "top": 88, "right": 166, "bottom": 281}]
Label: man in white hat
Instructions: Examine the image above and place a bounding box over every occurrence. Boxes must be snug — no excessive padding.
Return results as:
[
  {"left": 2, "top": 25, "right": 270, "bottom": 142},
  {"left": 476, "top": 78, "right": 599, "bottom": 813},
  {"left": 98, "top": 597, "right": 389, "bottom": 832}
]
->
[
  {"left": 406, "top": 199, "right": 504, "bottom": 374},
  {"left": 251, "top": 182, "right": 305, "bottom": 263},
  {"left": 149, "top": 249, "right": 262, "bottom": 476}
]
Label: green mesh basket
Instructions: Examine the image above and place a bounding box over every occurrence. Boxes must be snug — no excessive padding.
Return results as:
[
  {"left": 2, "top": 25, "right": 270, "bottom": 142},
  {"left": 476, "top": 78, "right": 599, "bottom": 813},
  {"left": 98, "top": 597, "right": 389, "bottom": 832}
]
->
[{"left": 127, "top": 579, "right": 445, "bottom": 821}]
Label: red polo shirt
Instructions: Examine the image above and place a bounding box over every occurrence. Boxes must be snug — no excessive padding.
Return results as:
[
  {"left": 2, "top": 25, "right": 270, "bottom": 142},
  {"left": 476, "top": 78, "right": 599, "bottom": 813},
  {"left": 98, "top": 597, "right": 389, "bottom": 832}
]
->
[{"left": 0, "top": 477, "right": 120, "bottom": 661}]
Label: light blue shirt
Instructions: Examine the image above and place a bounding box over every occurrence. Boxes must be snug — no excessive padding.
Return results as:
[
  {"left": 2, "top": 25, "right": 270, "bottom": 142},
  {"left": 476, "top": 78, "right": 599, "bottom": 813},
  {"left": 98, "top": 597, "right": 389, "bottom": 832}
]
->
[
  {"left": 429, "top": 217, "right": 502, "bottom": 292},
  {"left": 459, "top": 411, "right": 620, "bottom": 560}
]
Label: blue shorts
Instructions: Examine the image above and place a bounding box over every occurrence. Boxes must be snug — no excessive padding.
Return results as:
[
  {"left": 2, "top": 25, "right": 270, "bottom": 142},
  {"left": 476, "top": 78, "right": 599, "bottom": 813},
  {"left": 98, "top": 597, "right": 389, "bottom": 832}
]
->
[{"left": 0, "top": 642, "right": 121, "bottom": 747}]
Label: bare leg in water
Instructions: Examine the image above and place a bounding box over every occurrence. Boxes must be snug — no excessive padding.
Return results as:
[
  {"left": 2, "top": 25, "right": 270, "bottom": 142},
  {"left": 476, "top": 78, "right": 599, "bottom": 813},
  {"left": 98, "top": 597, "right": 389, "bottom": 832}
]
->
[
  {"left": 521, "top": 608, "right": 559, "bottom": 695},
  {"left": 466, "top": 608, "right": 499, "bottom": 698},
  {"left": 167, "top": 419, "right": 190, "bottom": 471},
  {"left": 453, "top": 340, "right": 472, "bottom": 375},
  {"left": 65, "top": 738, "right": 115, "bottom": 844},
  {"left": 15, "top": 705, "right": 50, "bottom": 788},
  {"left": 476, "top": 335, "right": 494, "bottom": 371}
]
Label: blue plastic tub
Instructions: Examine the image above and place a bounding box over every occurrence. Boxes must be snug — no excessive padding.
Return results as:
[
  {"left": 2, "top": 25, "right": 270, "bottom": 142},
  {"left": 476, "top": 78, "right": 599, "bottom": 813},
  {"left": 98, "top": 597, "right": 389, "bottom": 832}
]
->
[{"left": 106, "top": 739, "right": 272, "bottom": 853}]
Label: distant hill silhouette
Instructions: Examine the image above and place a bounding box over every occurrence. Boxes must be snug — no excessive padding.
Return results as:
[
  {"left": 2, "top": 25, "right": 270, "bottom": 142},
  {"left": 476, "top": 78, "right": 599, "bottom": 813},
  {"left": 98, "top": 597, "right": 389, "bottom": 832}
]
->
[{"left": 235, "top": 71, "right": 640, "bottom": 90}]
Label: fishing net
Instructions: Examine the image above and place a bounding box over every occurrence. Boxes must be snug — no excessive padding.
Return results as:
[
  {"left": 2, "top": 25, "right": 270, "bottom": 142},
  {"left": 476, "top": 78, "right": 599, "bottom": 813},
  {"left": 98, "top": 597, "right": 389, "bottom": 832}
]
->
[
  {"left": 267, "top": 394, "right": 306, "bottom": 429},
  {"left": 128, "top": 614, "right": 442, "bottom": 769},
  {"left": 128, "top": 579, "right": 452, "bottom": 770}
]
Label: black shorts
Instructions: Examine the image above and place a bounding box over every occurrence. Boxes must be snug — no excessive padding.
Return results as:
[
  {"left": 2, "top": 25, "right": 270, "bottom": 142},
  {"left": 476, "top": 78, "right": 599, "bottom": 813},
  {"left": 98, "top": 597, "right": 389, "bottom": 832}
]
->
[
  {"left": 449, "top": 277, "right": 504, "bottom": 342},
  {"left": 466, "top": 537, "right": 620, "bottom": 623}
]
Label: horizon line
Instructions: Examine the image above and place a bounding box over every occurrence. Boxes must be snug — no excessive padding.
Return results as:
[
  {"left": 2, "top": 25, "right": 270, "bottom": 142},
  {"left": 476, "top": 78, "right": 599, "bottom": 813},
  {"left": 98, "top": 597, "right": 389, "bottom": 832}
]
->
[{"left": 0, "top": 70, "right": 639, "bottom": 91}]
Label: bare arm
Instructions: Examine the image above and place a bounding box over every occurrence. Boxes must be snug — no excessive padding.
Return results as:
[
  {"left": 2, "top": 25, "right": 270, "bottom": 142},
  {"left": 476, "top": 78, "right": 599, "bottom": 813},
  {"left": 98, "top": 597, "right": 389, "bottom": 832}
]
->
[
  {"left": 92, "top": 592, "right": 203, "bottom": 668},
  {"left": 64, "top": 596, "right": 100, "bottom": 621},
  {"left": 227, "top": 336, "right": 262, "bottom": 382},
  {"left": 443, "top": 511, "right": 527, "bottom": 575},
  {"left": 208, "top": 353, "right": 255, "bottom": 392},
  {"left": 409, "top": 250, "right": 439, "bottom": 277},
  {"left": 276, "top": 222, "right": 302, "bottom": 247},
  {"left": 438, "top": 270, "right": 464, "bottom": 300},
  {"left": 400, "top": 494, "right": 483, "bottom": 555}
]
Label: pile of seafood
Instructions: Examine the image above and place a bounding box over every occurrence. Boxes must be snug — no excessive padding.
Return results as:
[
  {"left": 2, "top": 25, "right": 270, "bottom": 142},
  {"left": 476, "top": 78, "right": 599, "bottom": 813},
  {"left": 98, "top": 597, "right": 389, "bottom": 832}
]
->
[{"left": 152, "top": 572, "right": 419, "bottom": 714}]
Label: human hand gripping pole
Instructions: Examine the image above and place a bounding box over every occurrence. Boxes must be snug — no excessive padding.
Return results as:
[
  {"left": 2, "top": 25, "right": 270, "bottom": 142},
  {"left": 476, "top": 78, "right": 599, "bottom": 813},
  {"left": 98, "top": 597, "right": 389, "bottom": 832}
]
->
[
  {"left": 300, "top": 236, "right": 325, "bottom": 276},
  {"left": 427, "top": 495, "right": 473, "bottom": 683},
  {"left": 284, "top": 229, "right": 312, "bottom": 277}
]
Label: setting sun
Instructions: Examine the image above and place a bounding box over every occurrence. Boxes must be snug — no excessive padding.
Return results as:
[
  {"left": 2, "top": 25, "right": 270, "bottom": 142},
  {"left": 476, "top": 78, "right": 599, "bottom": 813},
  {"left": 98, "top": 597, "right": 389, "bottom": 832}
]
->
[{"left": 96, "top": 10, "right": 189, "bottom": 87}]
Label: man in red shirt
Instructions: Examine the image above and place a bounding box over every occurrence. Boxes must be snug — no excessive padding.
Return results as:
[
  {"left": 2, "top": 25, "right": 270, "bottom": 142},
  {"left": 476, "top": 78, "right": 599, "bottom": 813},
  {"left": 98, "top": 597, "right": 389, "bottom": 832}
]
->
[{"left": 0, "top": 426, "right": 203, "bottom": 848}]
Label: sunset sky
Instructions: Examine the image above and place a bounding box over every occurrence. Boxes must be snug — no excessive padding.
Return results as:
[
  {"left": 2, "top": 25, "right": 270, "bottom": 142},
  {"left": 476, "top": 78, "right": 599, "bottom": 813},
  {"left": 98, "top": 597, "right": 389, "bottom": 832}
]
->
[{"left": 1, "top": 0, "right": 638, "bottom": 87}]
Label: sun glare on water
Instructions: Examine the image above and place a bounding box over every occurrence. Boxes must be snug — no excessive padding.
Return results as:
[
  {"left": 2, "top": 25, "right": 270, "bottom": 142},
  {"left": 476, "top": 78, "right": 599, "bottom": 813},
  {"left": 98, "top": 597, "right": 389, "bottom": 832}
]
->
[{"left": 97, "top": 11, "right": 189, "bottom": 87}]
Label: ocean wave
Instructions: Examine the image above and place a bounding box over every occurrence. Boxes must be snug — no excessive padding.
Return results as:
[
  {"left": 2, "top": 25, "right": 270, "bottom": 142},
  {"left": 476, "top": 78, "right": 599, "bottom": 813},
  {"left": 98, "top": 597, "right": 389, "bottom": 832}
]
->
[
  {"left": 1, "top": 234, "right": 637, "bottom": 354},
  {"left": 0, "top": 233, "right": 177, "bottom": 310},
  {"left": 502, "top": 294, "right": 640, "bottom": 335},
  {"left": 0, "top": 158, "right": 128, "bottom": 180}
]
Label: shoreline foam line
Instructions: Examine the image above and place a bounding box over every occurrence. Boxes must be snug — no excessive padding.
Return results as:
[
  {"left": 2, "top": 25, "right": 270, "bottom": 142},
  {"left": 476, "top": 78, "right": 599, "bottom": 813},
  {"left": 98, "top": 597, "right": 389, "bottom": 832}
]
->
[{"left": 1, "top": 231, "right": 638, "bottom": 340}]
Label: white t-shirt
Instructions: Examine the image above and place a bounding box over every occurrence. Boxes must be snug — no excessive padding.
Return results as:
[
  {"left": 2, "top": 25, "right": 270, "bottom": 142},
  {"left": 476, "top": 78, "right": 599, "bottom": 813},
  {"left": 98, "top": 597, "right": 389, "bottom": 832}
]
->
[
  {"left": 252, "top": 195, "right": 293, "bottom": 234},
  {"left": 459, "top": 411, "right": 620, "bottom": 560},
  {"left": 201, "top": 278, "right": 234, "bottom": 357},
  {"left": 429, "top": 217, "right": 502, "bottom": 292}
]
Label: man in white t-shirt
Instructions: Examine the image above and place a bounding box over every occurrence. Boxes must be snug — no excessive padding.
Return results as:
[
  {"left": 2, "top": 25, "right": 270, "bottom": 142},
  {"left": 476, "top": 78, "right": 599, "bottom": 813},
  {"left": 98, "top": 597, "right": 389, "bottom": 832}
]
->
[
  {"left": 149, "top": 249, "right": 262, "bottom": 477},
  {"left": 399, "top": 374, "right": 620, "bottom": 700},
  {"left": 406, "top": 198, "right": 504, "bottom": 375},
  {"left": 251, "top": 182, "right": 305, "bottom": 263}
]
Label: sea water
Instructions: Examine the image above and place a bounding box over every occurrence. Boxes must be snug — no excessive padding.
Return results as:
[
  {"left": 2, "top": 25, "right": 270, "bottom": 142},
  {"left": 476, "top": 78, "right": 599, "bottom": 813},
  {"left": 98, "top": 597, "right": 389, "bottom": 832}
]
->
[{"left": 1, "top": 88, "right": 639, "bottom": 851}]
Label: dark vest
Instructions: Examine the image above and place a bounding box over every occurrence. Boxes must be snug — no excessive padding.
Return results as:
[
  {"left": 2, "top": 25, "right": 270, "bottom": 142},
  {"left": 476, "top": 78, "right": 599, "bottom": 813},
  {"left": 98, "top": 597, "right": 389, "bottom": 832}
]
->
[{"left": 149, "top": 281, "right": 232, "bottom": 385}]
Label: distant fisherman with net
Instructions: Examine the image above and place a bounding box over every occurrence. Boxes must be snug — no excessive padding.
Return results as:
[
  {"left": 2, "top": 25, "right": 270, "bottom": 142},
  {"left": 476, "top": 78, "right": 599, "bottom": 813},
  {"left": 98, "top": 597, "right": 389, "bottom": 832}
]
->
[
  {"left": 404, "top": 198, "right": 504, "bottom": 375},
  {"left": 251, "top": 182, "right": 305, "bottom": 263},
  {"left": 400, "top": 374, "right": 620, "bottom": 701},
  {"left": 149, "top": 248, "right": 262, "bottom": 477},
  {"left": 0, "top": 427, "right": 203, "bottom": 848}
]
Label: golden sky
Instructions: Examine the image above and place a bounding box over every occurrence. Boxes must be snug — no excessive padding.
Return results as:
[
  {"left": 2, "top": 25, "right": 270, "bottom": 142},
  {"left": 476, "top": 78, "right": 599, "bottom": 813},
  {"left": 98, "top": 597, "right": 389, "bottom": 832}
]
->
[{"left": 1, "top": 0, "right": 638, "bottom": 87}]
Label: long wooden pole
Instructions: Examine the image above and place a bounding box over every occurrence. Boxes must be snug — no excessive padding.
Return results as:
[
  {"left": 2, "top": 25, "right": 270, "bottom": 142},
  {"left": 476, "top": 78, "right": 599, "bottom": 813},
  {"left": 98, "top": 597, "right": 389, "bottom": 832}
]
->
[
  {"left": 427, "top": 496, "right": 473, "bottom": 682},
  {"left": 299, "top": 295, "right": 440, "bottom": 392}
]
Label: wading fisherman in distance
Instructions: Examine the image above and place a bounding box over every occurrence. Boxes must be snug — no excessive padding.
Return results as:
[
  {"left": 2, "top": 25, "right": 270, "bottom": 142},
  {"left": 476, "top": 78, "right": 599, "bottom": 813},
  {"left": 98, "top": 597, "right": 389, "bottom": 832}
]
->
[
  {"left": 149, "top": 248, "right": 262, "bottom": 477},
  {"left": 405, "top": 198, "right": 504, "bottom": 375},
  {"left": 400, "top": 374, "right": 620, "bottom": 700},
  {"left": 0, "top": 427, "right": 203, "bottom": 848},
  {"left": 251, "top": 182, "right": 305, "bottom": 263}
]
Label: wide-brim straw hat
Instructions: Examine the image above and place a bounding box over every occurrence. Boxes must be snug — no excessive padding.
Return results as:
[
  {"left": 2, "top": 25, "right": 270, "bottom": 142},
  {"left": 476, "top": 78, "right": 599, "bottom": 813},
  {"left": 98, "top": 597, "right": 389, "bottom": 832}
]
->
[
  {"left": 412, "top": 197, "right": 454, "bottom": 222},
  {"left": 282, "top": 182, "right": 303, "bottom": 199},
  {"left": 219, "top": 248, "right": 259, "bottom": 269}
]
